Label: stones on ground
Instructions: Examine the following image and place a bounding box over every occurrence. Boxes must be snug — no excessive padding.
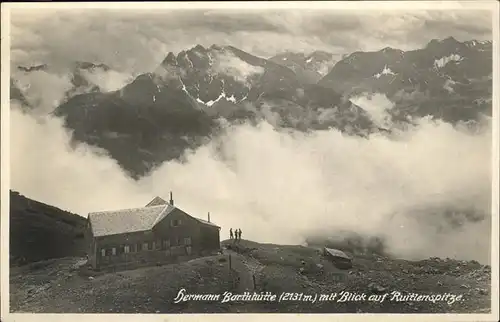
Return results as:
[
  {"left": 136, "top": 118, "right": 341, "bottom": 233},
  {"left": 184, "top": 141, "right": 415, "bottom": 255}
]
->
[
  {"left": 368, "top": 282, "right": 387, "bottom": 294},
  {"left": 323, "top": 247, "right": 353, "bottom": 269},
  {"left": 26, "top": 284, "right": 51, "bottom": 297},
  {"left": 477, "top": 288, "right": 488, "bottom": 295}
]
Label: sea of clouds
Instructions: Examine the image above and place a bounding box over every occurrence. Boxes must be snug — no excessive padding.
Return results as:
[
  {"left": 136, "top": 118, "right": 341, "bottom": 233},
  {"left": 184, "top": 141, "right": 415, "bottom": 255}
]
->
[{"left": 10, "top": 90, "right": 492, "bottom": 264}]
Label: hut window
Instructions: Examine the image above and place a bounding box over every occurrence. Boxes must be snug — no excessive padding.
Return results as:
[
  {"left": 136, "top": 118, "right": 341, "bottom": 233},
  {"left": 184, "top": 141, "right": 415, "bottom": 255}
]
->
[
  {"left": 155, "top": 240, "right": 161, "bottom": 250},
  {"left": 184, "top": 237, "right": 192, "bottom": 246},
  {"left": 124, "top": 245, "right": 130, "bottom": 253},
  {"left": 163, "top": 239, "right": 170, "bottom": 249},
  {"left": 171, "top": 219, "right": 182, "bottom": 227},
  {"left": 142, "top": 243, "right": 148, "bottom": 251},
  {"left": 171, "top": 237, "right": 180, "bottom": 246},
  {"left": 101, "top": 249, "right": 106, "bottom": 257},
  {"left": 111, "top": 248, "right": 116, "bottom": 256}
]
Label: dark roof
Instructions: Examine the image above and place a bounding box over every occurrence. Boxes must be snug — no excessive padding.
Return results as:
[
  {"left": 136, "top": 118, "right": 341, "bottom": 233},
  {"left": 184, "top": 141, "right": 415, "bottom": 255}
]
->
[{"left": 193, "top": 217, "right": 220, "bottom": 228}]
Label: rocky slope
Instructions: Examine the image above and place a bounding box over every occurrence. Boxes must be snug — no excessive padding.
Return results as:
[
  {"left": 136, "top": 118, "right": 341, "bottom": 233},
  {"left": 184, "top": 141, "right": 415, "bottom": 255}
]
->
[
  {"left": 9, "top": 240, "right": 491, "bottom": 313},
  {"left": 9, "top": 191, "right": 87, "bottom": 267}
]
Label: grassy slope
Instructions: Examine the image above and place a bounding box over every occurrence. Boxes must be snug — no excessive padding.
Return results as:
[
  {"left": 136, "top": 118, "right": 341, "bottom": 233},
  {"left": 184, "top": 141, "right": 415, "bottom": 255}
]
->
[
  {"left": 9, "top": 191, "right": 87, "bottom": 266},
  {"left": 9, "top": 239, "right": 491, "bottom": 313}
]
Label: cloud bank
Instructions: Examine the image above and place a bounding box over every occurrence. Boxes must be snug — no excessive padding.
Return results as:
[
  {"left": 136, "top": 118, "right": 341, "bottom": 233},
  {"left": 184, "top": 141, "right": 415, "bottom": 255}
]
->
[
  {"left": 10, "top": 98, "right": 492, "bottom": 264},
  {"left": 12, "top": 71, "right": 73, "bottom": 114},
  {"left": 80, "top": 69, "right": 134, "bottom": 92},
  {"left": 11, "top": 66, "right": 135, "bottom": 114},
  {"left": 210, "top": 52, "right": 265, "bottom": 85},
  {"left": 351, "top": 93, "right": 396, "bottom": 128}
]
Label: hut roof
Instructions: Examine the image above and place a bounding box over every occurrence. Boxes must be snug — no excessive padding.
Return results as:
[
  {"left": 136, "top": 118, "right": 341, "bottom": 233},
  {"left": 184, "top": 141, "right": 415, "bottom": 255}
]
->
[
  {"left": 88, "top": 197, "right": 220, "bottom": 237},
  {"left": 88, "top": 203, "right": 174, "bottom": 237}
]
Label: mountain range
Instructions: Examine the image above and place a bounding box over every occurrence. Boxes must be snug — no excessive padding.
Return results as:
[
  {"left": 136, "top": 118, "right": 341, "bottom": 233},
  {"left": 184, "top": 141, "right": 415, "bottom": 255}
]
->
[
  {"left": 320, "top": 37, "right": 492, "bottom": 123},
  {"left": 11, "top": 37, "right": 493, "bottom": 178}
]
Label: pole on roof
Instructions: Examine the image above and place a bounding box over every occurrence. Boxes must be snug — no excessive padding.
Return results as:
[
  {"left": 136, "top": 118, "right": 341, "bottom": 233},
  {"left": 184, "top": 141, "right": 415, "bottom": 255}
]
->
[
  {"left": 169, "top": 191, "right": 174, "bottom": 206},
  {"left": 208, "top": 212, "right": 211, "bottom": 222}
]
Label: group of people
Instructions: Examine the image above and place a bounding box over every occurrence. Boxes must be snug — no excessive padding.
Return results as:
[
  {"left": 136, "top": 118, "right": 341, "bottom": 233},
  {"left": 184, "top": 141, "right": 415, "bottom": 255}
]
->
[{"left": 229, "top": 228, "right": 242, "bottom": 241}]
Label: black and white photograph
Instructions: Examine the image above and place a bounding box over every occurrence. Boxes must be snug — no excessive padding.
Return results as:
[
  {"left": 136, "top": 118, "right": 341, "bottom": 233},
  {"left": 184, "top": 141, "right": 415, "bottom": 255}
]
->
[{"left": 1, "top": 1, "right": 499, "bottom": 319}]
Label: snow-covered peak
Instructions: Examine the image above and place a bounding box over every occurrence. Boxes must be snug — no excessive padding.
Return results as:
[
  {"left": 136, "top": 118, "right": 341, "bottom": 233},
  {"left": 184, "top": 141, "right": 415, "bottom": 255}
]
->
[
  {"left": 434, "top": 54, "right": 463, "bottom": 69},
  {"left": 443, "top": 79, "right": 456, "bottom": 93},
  {"left": 466, "top": 40, "right": 478, "bottom": 47},
  {"left": 374, "top": 65, "right": 396, "bottom": 79}
]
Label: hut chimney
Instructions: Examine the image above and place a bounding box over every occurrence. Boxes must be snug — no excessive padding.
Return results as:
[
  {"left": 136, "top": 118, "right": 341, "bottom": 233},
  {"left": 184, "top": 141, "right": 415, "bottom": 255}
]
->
[
  {"left": 169, "top": 191, "right": 174, "bottom": 206},
  {"left": 208, "top": 212, "right": 211, "bottom": 222}
]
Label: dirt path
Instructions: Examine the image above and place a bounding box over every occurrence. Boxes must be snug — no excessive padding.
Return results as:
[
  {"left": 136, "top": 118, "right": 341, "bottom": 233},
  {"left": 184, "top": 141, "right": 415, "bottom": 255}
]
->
[
  {"left": 224, "top": 249, "right": 264, "bottom": 292},
  {"left": 222, "top": 248, "right": 266, "bottom": 313}
]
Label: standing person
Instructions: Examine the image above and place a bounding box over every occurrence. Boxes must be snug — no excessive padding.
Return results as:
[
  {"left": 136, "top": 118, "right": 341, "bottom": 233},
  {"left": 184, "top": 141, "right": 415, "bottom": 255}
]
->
[
  {"left": 238, "top": 228, "right": 242, "bottom": 241},
  {"left": 230, "top": 228, "right": 234, "bottom": 240}
]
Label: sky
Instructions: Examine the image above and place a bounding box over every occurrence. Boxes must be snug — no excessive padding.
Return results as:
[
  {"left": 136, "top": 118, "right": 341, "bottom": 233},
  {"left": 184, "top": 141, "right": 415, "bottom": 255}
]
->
[{"left": 9, "top": 7, "right": 493, "bottom": 74}]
